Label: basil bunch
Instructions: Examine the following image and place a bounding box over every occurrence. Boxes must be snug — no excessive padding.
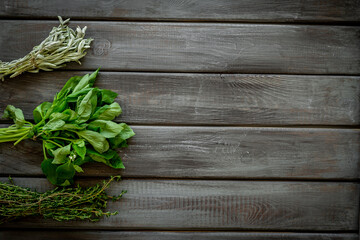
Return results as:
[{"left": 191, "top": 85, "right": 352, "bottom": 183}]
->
[{"left": 1, "top": 70, "right": 134, "bottom": 186}]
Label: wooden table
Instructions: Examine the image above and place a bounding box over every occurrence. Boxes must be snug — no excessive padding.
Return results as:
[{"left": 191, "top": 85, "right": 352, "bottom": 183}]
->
[{"left": 0, "top": 1, "right": 359, "bottom": 239}]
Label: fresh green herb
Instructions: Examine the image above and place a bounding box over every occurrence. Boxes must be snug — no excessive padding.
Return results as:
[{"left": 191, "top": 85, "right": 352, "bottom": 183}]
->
[
  {"left": 0, "top": 176, "right": 125, "bottom": 224},
  {"left": 0, "top": 70, "right": 135, "bottom": 186},
  {"left": 0, "top": 16, "right": 92, "bottom": 81}
]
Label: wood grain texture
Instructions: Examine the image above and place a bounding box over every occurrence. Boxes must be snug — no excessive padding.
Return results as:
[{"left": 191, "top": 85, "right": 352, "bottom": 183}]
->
[
  {"left": 1, "top": 0, "right": 360, "bottom": 22},
  {"left": 1, "top": 21, "right": 359, "bottom": 74},
  {"left": 0, "top": 178, "right": 358, "bottom": 230},
  {"left": 0, "top": 231, "right": 357, "bottom": 240},
  {"left": 0, "top": 126, "right": 359, "bottom": 179},
  {"left": 1, "top": 71, "right": 359, "bottom": 125}
]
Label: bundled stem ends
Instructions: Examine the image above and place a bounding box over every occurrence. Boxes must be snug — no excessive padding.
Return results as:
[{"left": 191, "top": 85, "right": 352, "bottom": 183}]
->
[
  {"left": 0, "top": 16, "right": 93, "bottom": 81},
  {"left": 0, "top": 176, "right": 125, "bottom": 224}
]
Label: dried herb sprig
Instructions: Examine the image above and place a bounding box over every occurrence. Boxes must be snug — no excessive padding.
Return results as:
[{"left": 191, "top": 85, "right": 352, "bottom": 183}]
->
[
  {"left": 0, "top": 16, "right": 93, "bottom": 81},
  {"left": 0, "top": 176, "right": 125, "bottom": 224}
]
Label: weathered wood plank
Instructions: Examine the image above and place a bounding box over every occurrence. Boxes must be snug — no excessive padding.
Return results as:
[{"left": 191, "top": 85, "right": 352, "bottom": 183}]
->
[
  {"left": 1, "top": 126, "right": 359, "bottom": 179},
  {"left": 1, "top": 21, "right": 359, "bottom": 75},
  {"left": 1, "top": 0, "right": 359, "bottom": 23},
  {"left": 0, "top": 178, "right": 358, "bottom": 230},
  {"left": 1, "top": 72, "right": 359, "bottom": 125},
  {"left": 0, "top": 231, "right": 357, "bottom": 240}
]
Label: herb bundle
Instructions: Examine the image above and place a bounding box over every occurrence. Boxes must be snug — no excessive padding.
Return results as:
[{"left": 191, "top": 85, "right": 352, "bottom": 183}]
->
[
  {"left": 0, "top": 16, "right": 92, "bottom": 81},
  {"left": 1, "top": 69, "right": 135, "bottom": 186},
  {"left": 0, "top": 176, "right": 125, "bottom": 224}
]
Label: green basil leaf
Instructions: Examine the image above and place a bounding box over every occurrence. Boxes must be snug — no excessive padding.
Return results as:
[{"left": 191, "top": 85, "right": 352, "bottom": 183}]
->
[
  {"left": 73, "top": 139, "right": 85, "bottom": 147},
  {"left": 56, "top": 162, "right": 76, "bottom": 180},
  {"left": 59, "top": 123, "right": 87, "bottom": 131},
  {"left": 52, "top": 98, "right": 68, "bottom": 115},
  {"left": 87, "top": 148, "right": 116, "bottom": 160},
  {"left": 50, "top": 112, "right": 69, "bottom": 121},
  {"left": 76, "top": 94, "right": 85, "bottom": 111},
  {"left": 109, "top": 139, "right": 128, "bottom": 149},
  {"left": 77, "top": 88, "right": 98, "bottom": 123},
  {"left": 118, "top": 123, "right": 135, "bottom": 139},
  {"left": 88, "top": 153, "right": 107, "bottom": 164},
  {"left": 73, "top": 140, "right": 86, "bottom": 160},
  {"left": 42, "top": 118, "right": 65, "bottom": 130},
  {"left": 90, "top": 105, "right": 108, "bottom": 120},
  {"left": 72, "top": 69, "right": 99, "bottom": 93},
  {"left": 109, "top": 154, "right": 125, "bottom": 169},
  {"left": 88, "top": 120, "right": 124, "bottom": 138},
  {"left": 74, "top": 165, "right": 84, "bottom": 173},
  {"left": 33, "top": 102, "right": 52, "bottom": 123},
  {"left": 41, "top": 159, "right": 58, "bottom": 185},
  {"left": 72, "top": 74, "right": 90, "bottom": 93},
  {"left": 77, "top": 89, "right": 93, "bottom": 120},
  {"left": 96, "top": 102, "right": 122, "bottom": 121},
  {"left": 119, "top": 140, "right": 128, "bottom": 148},
  {"left": 109, "top": 123, "right": 135, "bottom": 148},
  {"left": 87, "top": 149, "right": 124, "bottom": 169},
  {"left": 87, "top": 149, "right": 112, "bottom": 164},
  {"left": 100, "top": 89, "right": 118, "bottom": 105},
  {"left": 74, "top": 156, "right": 92, "bottom": 166},
  {"left": 47, "top": 149, "right": 54, "bottom": 158},
  {"left": 90, "top": 90, "right": 98, "bottom": 114},
  {"left": 59, "top": 180, "right": 72, "bottom": 187},
  {"left": 66, "top": 87, "right": 92, "bottom": 102},
  {"left": 51, "top": 144, "right": 71, "bottom": 164},
  {"left": 76, "top": 130, "right": 109, "bottom": 153},
  {"left": 57, "top": 76, "right": 82, "bottom": 99},
  {"left": 44, "top": 142, "right": 57, "bottom": 150},
  {"left": 62, "top": 109, "right": 78, "bottom": 122},
  {"left": 2, "top": 105, "right": 25, "bottom": 128}
]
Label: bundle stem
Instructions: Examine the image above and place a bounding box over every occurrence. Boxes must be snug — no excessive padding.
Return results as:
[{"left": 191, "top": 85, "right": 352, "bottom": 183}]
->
[{"left": 0, "top": 176, "right": 125, "bottom": 224}]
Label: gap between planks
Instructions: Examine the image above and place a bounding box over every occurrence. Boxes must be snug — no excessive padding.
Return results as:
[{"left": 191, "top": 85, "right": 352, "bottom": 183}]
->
[
  {"left": 9, "top": 68, "right": 360, "bottom": 76},
  {"left": 0, "top": 17, "right": 360, "bottom": 26},
  {"left": 0, "top": 175, "right": 358, "bottom": 183},
  {"left": 1, "top": 120, "right": 359, "bottom": 129},
  {"left": 1, "top": 0, "right": 359, "bottom": 24},
  {"left": 1, "top": 229, "right": 358, "bottom": 233}
]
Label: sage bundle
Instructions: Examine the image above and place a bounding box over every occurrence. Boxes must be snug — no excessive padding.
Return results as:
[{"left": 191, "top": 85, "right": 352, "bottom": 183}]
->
[
  {"left": 0, "top": 176, "right": 125, "bottom": 224},
  {"left": 0, "top": 16, "right": 93, "bottom": 81}
]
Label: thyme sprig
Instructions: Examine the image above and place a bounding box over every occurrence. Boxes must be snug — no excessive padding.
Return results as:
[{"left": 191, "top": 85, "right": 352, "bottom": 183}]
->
[
  {"left": 0, "top": 16, "right": 93, "bottom": 81},
  {"left": 0, "top": 176, "right": 125, "bottom": 224}
]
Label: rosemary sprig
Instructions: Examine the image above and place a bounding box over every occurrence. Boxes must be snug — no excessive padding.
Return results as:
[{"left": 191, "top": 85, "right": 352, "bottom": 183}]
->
[
  {"left": 0, "top": 176, "right": 125, "bottom": 224},
  {"left": 0, "top": 16, "right": 93, "bottom": 81}
]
